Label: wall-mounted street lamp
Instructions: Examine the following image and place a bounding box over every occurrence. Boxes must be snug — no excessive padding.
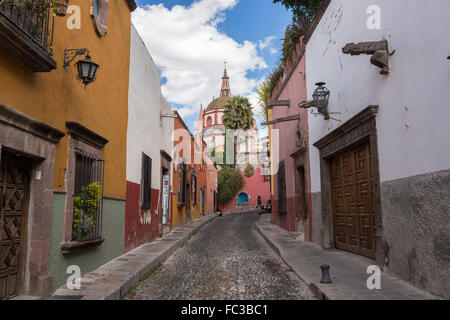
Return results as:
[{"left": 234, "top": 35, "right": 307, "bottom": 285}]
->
[
  {"left": 299, "top": 82, "right": 341, "bottom": 122},
  {"left": 63, "top": 46, "right": 99, "bottom": 87},
  {"left": 312, "top": 82, "right": 330, "bottom": 116}
]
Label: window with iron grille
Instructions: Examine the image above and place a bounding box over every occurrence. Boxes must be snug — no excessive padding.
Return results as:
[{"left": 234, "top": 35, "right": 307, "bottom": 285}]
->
[
  {"left": 278, "top": 160, "right": 287, "bottom": 212},
  {"left": 141, "top": 153, "right": 152, "bottom": 209},
  {"left": 72, "top": 151, "right": 104, "bottom": 242},
  {"left": 177, "top": 163, "right": 186, "bottom": 205},
  {"left": 192, "top": 175, "right": 197, "bottom": 205}
]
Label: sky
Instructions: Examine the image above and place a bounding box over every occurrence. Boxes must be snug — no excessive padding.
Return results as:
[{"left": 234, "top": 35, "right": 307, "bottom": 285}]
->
[{"left": 132, "top": 0, "right": 292, "bottom": 135}]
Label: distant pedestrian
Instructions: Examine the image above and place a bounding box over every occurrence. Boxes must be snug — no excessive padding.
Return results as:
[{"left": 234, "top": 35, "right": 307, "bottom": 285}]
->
[{"left": 256, "top": 195, "right": 262, "bottom": 208}]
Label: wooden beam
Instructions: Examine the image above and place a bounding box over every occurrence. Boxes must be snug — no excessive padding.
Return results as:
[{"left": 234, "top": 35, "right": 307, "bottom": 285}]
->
[
  {"left": 268, "top": 100, "right": 290, "bottom": 108},
  {"left": 262, "top": 114, "right": 300, "bottom": 126}
]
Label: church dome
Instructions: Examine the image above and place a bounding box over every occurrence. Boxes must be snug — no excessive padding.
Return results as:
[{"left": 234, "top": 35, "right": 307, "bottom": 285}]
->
[{"left": 206, "top": 95, "right": 232, "bottom": 111}]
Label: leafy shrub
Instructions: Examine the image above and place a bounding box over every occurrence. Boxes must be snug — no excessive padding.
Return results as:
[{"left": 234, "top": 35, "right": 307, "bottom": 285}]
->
[
  {"left": 218, "top": 166, "right": 244, "bottom": 204},
  {"left": 73, "top": 182, "right": 102, "bottom": 239},
  {"left": 243, "top": 163, "right": 255, "bottom": 178}
]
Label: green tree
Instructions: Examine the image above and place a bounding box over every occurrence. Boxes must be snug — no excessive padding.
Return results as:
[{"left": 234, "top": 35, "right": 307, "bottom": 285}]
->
[
  {"left": 256, "top": 81, "right": 271, "bottom": 125},
  {"left": 243, "top": 163, "right": 255, "bottom": 178},
  {"left": 223, "top": 96, "right": 255, "bottom": 131},
  {"left": 218, "top": 166, "right": 245, "bottom": 204},
  {"left": 273, "top": 0, "right": 323, "bottom": 20},
  {"left": 222, "top": 96, "right": 255, "bottom": 166}
]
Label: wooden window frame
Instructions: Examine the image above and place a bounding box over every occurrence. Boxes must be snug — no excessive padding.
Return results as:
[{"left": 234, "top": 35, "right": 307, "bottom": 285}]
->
[
  {"left": 141, "top": 153, "right": 152, "bottom": 209},
  {"left": 278, "top": 160, "right": 287, "bottom": 213}
]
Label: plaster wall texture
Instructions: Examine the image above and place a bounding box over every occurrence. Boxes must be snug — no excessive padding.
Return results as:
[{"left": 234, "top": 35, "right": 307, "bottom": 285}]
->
[
  {"left": 125, "top": 25, "right": 173, "bottom": 251},
  {"left": 127, "top": 25, "right": 173, "bottom": 188},
  {"left": 49, "top": 194, "right": 125, "bottom": 290},
  {"left": 270, "top": 51, "right": 312, "bottom": 234},
  {"left": 305, "top": 0, "right": 450, "bottom": 192},
  {"left": 0, "top": 0, "right": 133, "bottom": 199},
  {"left": 304, "top": 0, "right": 450, "bottom": 298}
]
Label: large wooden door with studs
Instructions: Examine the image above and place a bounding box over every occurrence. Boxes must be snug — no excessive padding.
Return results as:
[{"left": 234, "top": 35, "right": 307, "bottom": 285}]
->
[
  {"left": 0, "top": 151, "right": 31, "bottom": 300},
  {"left": 330, "top": 142, "right": 376, "bottom": 259}
]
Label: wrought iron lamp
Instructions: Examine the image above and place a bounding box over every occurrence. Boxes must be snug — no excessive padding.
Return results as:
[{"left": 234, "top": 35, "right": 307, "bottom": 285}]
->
[
  {"left": 63, "top": 47, "right": 100, "bottom": 87},
  {"left": 312, "top": 82, "right": 330, "bottom": 116},
  {"left": 299, "top": 82, "right": 341, "bottom": 122}
]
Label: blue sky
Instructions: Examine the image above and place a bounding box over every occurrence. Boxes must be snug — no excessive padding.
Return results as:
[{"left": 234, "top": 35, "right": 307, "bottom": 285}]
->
[{"left": 133, "top": 0, "right": 292, "bottom": 133}]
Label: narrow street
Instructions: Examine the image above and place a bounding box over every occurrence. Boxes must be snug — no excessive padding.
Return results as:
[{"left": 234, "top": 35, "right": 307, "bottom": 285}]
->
[{"left": 125, "top": 212, "right": 315, "bottom": 300}]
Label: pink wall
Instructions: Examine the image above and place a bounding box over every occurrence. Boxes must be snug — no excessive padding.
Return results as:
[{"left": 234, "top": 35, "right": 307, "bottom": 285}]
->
[
  {"left": 220, "top": 167, "right": 270, "bottom": 212},
  {"left": 270, "top": 50, "right": 313, "bottom": 239}
]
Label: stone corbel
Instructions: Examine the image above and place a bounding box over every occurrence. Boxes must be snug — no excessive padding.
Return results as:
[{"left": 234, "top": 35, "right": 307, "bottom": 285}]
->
[{"left": 342, "top": 40, "right": 395, "bottom": 75}]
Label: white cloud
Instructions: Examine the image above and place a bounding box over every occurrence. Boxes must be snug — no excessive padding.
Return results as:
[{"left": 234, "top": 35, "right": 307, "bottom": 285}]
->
[
  {"left": 174, "top": 106, "right": 196, "bottom": 119},
  {"left": 258, "top": 36, "right": 276, "bottom": 50},
  {"left": 132, "top": 0, "right": 268, "bottom": 117},
  {"left": 270, "top": 47, "right": 278, "bottom": 55}
]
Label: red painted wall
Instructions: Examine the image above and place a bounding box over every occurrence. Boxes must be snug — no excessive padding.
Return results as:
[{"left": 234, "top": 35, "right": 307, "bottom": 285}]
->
[
  {"left": 125, "top": 181, "right": 161, "bottom": 253},
  {"left": 220, "top": 167, "right": 270, "bottom": 212}
]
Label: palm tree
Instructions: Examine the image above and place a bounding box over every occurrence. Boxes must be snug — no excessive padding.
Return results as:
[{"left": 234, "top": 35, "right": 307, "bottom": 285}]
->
[
  {"left": 222, "top": 96, "right": 255, "bottom": 166},
  {"left": 223, "top": 96, "right": 255, "bottom": 130},
  {"left": 256, "top": 82, "right": 271, "bottom": 126}
]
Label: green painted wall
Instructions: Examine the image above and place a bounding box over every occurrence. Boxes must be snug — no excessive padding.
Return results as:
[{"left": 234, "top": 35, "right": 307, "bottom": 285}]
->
[{"left": 49, "top": 193, "right": 125, "bottom": 290}]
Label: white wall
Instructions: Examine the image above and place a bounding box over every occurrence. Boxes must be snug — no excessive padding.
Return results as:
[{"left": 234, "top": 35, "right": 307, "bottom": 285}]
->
[
  {"left": 306, "top": 0, "right": 450, "bottom": 192},
  {"left": 127, "top": 25, "right": 173, "bottom": 189}
]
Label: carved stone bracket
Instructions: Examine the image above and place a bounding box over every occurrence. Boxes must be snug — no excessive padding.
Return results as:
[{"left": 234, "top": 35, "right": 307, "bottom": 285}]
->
[{"left": 342, "top": 40, "right": 395, "bottom": 75}]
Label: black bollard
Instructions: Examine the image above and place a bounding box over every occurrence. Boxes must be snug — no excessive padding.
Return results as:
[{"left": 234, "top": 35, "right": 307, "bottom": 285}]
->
[{"left": 320, "top": 264, "right": 332, "bottom": 284}]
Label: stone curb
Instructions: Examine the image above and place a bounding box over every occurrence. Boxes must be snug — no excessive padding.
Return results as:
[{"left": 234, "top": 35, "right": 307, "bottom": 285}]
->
[
  {"left": 51, "top": 214, "right": 217, "bottom": 300},
  {"left": 255, "top": 220, "right": 439, "bottom": 300}
]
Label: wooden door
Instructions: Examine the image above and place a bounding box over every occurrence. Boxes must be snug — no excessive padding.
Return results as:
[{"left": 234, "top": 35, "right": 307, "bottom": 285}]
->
[
  {"left": 330, "top": 142, "right": 376, "bottom": 259},
  {"left": 185, "top": 182, "right": 191, "bottom": 223},
  {"left": 0, "top": 152, "right": 31, "bottom": 299}
]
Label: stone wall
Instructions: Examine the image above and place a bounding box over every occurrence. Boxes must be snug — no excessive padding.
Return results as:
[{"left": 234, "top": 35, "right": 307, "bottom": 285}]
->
[{"left": 381, "top": 169, "right": 450, "bottom": 298}]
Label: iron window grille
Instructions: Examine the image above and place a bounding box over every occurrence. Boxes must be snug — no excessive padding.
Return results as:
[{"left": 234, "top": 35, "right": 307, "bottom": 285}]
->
[
  {"left": 278, "top": 160, "right": 287, "bottom": 212},
  {"left": 0, "top": 0, "right": 55, "bottom": 54},
  {"left": 72, "top": 151, "right": 104, "bottom": 242},
  {"left": 141, "top": 153, "right": 152, "bottom": 209}
]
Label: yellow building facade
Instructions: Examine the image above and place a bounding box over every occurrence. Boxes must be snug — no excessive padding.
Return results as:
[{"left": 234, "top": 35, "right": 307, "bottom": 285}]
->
[{"left": 0, "top": 0, "right": 136, "bottom": 298}]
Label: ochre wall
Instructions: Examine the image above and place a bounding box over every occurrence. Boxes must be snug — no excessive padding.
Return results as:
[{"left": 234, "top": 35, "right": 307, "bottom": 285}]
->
[{"left": 0, "top": 0, "right": 131, "bottom": 199}]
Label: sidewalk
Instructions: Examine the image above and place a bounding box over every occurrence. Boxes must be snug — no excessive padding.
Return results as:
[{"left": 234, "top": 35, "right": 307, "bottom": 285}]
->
[
  {"left": 51, "top": 214, "right": 217, "bottom": 300},
  {"left": 255, "top": 214, "right": 439, "bottom": 300}
]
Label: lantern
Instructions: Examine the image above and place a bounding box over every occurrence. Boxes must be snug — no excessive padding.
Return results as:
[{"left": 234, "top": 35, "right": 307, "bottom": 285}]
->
[
  {"left": 76, "top": 55, "right": 100, "bottom": 87},
  {"left": 312, "top": 82, "right": 330, "bottom": 114}
]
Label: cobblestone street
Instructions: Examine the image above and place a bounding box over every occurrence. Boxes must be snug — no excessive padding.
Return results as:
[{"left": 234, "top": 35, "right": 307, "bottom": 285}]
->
[{"left": 125, "top": 212, "right": 315, "bottom": 300}]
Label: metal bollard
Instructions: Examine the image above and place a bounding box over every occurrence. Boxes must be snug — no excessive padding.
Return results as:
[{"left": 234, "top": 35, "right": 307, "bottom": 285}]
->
[{"left": 320, "top": 264, "right": 332, "bottom": 284}]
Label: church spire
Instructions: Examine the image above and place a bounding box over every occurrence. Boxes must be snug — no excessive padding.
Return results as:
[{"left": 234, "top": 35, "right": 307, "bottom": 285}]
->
[{"left": 220, "top": 60, "right": 231, "bottom": 97}]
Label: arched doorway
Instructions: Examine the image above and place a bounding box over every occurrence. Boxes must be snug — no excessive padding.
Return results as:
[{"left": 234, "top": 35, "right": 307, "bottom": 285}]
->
[{"left": 237, "top": 192, "right": 250, "bottom": 209}]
